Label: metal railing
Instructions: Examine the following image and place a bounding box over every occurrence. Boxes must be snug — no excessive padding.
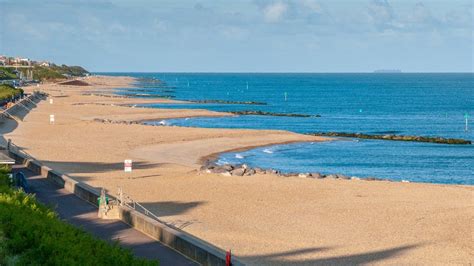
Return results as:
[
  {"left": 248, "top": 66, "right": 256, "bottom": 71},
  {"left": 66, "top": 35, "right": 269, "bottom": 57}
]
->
[{"left": 115, "top": 187, "right": 164, "bottom": 223}]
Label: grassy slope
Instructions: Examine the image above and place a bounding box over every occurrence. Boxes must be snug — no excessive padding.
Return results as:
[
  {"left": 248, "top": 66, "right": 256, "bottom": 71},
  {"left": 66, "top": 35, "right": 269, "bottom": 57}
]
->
[
  {"left": 0, "top": 85, "right": 23, "bottom": 101},
  {"left": 33, "top": 65, "right": 89, "bottom": 81},
  {"left": 0, "top": 168, "right": 158, "bottom": 265},
  {"left": 32, "top": 66, "right": 65, "bottom": 80}
]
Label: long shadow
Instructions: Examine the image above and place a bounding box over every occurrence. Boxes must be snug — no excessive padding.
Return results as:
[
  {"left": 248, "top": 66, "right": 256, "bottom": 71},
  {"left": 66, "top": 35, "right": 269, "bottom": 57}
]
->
[
  {"left": 0, "top": 94, "right": 43, "bottom": 146},
  {"left": 242, "top": 244, "right": 421, "bottom": 265},
  {"left": 0, "top": 116, "right": 18, "bottom": 146},
  {"left": 38, "top": 160, "right": 161, "bottom": 175},
  {"left": 140, "top": 201, "right": 206, "bottom": 218}
]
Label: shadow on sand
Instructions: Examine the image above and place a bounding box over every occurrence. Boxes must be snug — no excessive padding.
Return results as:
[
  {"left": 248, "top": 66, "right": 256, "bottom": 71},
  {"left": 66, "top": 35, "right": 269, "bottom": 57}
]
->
[
  {"left": 241, "top": 244, "right": 421, "bottom": 265},
  {"left": 37, "top": 160, "right": 161, "bottom": 175}
]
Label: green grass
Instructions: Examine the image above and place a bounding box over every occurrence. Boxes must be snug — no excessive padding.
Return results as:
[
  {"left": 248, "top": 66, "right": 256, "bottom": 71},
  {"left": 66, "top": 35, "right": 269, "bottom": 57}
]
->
[
  {"left": 0, "top": 168, "right": 158, "bottom": 265},
  {"left": 32, "top": 65, "right": 89, "bottom": 81},
  {"left": 0, "top": 67, "right": 17, "bottom": 80},
  {"left": 0, "top": 84, "right": 23, "bottom": 101},
  {"left": 32, "top": 66, "right": 66, "bottom": 81}
]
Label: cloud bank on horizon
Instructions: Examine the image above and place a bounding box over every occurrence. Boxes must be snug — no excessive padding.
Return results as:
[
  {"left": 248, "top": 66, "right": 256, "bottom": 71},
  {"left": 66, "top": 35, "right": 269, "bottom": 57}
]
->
[{"left": 0, "top": 0, "right": 472, "bottom": 72}]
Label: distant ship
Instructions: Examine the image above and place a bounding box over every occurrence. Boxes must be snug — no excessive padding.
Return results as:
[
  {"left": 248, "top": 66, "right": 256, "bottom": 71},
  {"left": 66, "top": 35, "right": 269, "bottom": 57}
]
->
[{"left": 373, "top": 69, "right": 402, "bottom": 73}]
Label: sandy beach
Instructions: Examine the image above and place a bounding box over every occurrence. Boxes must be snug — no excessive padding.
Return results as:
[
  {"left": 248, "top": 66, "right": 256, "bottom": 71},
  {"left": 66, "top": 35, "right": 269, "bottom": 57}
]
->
[{"left": 2, "top": 76, "right": 473, "bottom": 265}]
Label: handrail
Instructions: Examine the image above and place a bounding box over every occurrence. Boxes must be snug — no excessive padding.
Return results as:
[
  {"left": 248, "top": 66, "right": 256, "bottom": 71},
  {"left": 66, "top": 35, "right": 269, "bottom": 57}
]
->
[{"left": 115, "top": 187, "right": 164, "bottom": 223}]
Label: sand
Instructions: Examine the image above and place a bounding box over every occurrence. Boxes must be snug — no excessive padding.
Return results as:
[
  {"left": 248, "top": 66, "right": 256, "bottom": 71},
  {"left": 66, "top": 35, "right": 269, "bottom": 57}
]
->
[{"left": 2, "top": 76, "right": 473, "bottom": 265}]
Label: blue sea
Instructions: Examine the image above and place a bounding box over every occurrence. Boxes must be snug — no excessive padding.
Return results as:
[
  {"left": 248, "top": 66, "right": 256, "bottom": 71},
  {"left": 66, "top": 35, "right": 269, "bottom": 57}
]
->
[{"left": 100, "top": 73, "right": 474, "bottom": 185}]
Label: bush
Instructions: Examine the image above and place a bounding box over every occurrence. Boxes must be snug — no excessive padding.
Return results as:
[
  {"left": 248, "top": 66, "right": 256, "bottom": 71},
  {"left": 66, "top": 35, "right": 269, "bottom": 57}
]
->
[
  {"left": 0, "top": 169, "right": 157, "bottom": 265},
  {"left": 0, "top": 84, "right": 23, "bottom": 101},
  {"left": 0, "top": 68, "right": 17, "bottom": 80}
]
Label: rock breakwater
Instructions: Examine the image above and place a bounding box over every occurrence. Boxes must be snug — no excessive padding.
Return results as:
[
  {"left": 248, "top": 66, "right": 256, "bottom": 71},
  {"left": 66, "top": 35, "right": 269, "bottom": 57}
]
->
[
  {"left": 189, "top": 99, "right": 267, "bottom": 105},
  {"left": 200, "top": 161, "right": 399, "bottom": 182},
  {"left": 230, "top": 110, "right": 321, "bottom": 118},
  {"left": 308, "top": 132, "right": 471, "bottom": 145}
]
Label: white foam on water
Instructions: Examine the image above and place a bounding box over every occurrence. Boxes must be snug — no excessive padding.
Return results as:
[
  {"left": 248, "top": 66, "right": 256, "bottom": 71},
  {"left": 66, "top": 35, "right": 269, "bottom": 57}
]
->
[
  {"left": 217, "top": 159, "right": 229, "bottom": 165},
  {"left": 235, "top": 154, "right": 244, "bottom": 159},
  {"left": 263, "top": 149, "right": 273, "bottom": 154}
]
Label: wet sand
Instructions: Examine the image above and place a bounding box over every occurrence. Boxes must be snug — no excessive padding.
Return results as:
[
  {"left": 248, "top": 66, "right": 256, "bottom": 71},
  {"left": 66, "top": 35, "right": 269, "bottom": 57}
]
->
[{"left": 2, "top": 76, "right": 473, "bottom": 265}]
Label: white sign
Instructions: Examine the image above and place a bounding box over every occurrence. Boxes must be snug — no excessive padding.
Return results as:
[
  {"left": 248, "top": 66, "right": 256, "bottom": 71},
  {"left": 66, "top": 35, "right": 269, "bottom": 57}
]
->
[
  {"left": 49, "top": 114, "right": 55, "bottom": 124},
  {"left": 124, "top": 159, "right": 132, "bottom": 172},
  {"left": 49, "top": 98, "right": 53, "bottom": 104}
]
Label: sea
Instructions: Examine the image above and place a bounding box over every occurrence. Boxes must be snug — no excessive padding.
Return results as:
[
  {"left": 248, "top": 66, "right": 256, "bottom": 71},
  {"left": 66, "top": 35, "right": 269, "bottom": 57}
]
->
[{"left": 99, "top": 73, "right": 474, "bottom": 185}]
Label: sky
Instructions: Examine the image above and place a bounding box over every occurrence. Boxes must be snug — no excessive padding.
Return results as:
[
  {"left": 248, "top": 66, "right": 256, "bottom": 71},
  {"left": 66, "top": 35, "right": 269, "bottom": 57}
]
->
[{"left": 0, "top": 0, "right": 472, "bottom": 72}]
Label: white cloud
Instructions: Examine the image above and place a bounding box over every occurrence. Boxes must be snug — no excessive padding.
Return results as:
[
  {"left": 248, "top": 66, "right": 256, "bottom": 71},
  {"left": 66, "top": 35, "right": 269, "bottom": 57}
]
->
[
  {"left": 263, "top": 2, "right": 287, "bottom": 23},
  {"left": 367, "top": 0, "right": 400, "bottom": 31}
]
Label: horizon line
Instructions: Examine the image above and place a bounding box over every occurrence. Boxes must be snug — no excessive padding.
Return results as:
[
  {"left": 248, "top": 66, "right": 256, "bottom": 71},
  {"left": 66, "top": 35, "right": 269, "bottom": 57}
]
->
[{"left": 91, "top": 71, "right": 474, "bottom": 74}]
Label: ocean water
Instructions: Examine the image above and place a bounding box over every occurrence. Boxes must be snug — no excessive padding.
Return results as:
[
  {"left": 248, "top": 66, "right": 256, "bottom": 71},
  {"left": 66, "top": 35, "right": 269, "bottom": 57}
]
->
[{"left": 101, "top": 73, "right": 474, "bottom": 184}]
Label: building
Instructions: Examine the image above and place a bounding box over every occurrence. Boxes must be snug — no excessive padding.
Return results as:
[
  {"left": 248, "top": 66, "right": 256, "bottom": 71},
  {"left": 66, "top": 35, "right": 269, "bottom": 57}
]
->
[{"left": 39, "top": 61, "right": 50, "bottom": 67}]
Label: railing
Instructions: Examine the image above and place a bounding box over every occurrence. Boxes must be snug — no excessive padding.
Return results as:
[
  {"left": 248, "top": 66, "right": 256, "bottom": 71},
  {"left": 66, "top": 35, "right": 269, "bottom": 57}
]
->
[
  {"left": 115, "top": 187, "right": 164, "bottom": 223},
  {"left": 7, "top": 138, "right": 167, "bottom": 230}
]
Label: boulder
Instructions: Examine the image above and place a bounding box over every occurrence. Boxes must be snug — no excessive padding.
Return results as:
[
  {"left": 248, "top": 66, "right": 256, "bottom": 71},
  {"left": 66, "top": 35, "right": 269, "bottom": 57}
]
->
[
  {"left": 310, "top": 172, "right": 323, "bottom": 179},
  {"left": 365, "top": 176, "right": 383, "bottom": 181},
  {"left": 222, "top": 164, "right": 234, "bottom": 171},
  {"left": 326, "top": 174, "right": 338, "bottom": 179},
  {"left": 254, "top": 167, "right": 265, "bottom": 174},
  {"left": 298, "top": 173, "right": 310, "bottom": 178},
  {"left": 336, "top": 174, "right": 350, "bottom": 180},
  {"left": 221, "top": 171, "right": 232, "bottom": 176},
  {"left": 231, "top": 168, "right": 246, "bottom": 176},
  {"left": 211, "top": 166, "right": 229, "bottom": 174},
  {"left": 269, "top": 169, "right": 280, "bottom": 175},
  {"left": 245, "top": 168, "right": 256, "bottom": 176},
  {"left": 282, "top": 173, "right": 298, "bottom": 177}
]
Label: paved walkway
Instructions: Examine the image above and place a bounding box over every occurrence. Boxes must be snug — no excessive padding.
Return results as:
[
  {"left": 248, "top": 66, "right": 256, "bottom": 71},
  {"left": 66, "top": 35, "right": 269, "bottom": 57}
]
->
[{"left": 12, "top": 165, "right": 198, "bottom": 266}]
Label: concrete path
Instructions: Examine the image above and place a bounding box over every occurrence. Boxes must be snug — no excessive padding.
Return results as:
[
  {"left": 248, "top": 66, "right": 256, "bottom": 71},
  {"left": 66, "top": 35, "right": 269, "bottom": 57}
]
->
[{"left": 12, "top": 165, "right": 198, "bottom": 266}]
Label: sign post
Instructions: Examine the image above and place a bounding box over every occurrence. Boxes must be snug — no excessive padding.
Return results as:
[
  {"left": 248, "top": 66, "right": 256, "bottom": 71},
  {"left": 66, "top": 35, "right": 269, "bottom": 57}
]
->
[{"left": 124, "top": 159, "right": 132, "bottom": 179}]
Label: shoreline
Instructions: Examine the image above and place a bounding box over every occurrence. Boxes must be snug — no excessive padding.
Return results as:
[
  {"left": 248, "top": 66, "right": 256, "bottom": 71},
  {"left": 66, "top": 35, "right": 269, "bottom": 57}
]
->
[
  {"left": 4, "top": 75, "right": 473, "bottom": 265},
  {"left": 70, "top": 75, "right": 470, "bottom": 186}
]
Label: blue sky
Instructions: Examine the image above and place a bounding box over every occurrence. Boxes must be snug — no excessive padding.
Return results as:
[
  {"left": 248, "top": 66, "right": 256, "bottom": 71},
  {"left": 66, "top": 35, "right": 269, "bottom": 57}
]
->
[{"left": 0, "top": 0, "right": 472, "bottom": 72}]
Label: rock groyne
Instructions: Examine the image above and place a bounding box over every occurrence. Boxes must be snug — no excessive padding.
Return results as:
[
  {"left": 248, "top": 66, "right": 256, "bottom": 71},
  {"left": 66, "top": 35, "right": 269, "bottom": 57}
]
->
[
  {"left": 230, "top": 110, "right": 321, "bottom": 118},
  {"left": 189, "top": 99, "right": 267, "bottom": 105},
  {"left": 200, "top": 161, "right": 398, "bottom": 183},
  {"left": 308, "top": 132, "right": 471, "bottom": 145}
]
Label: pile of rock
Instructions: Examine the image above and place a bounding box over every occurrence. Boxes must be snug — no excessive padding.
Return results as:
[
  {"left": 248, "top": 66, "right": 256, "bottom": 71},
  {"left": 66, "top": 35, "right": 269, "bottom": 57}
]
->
[
  {"left": 199, "top": 162, "right": 393, "bottom": 182},
  {"left": 189, "top": 99, "right": 267, "bottom": 105},
  {"left": 230, "top": 110, "right": 321, "bottom": 118},
  {"left": 93, "top": 118, "right": 140, "bottom": 125},
  {"left": 82, "top": 93, "right": 130, "bottom": 99},
  {"left": 309, "top": 132, "right": 472, "bottom": 145},
  {"left": 200, "top": 163, "right": 261, "bottom": 176}
]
